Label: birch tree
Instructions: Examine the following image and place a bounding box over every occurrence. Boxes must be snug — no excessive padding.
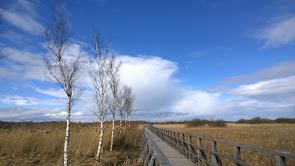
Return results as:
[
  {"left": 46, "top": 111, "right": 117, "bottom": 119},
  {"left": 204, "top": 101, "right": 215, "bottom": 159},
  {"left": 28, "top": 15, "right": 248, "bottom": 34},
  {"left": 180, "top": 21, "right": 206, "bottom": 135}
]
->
[
  {"left": 88, "top": 26, "right": 110, "bottom": 162},
  {"left": 43, "top": 13, "right": 85, "bottom": 166},
  {"left": 117, "top": 85, "right": 125, "bottom": 143},
  {"left": 126, "top": 87, "right": 135, "bottom": 127},
  {"left": 107, "top": 55, "right": 121, "bottom": 151},
  {"left": 123, "top": 85, "right": 135, "bottom": 133}
]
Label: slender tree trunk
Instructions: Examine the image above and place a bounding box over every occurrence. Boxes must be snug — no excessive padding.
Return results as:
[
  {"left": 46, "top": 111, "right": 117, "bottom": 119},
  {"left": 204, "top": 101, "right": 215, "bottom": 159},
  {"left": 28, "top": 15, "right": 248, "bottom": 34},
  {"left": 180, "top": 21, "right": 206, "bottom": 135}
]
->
[
  {"left": 110, "top": 115, "right": 115, "bottom": 151},
  {"left": 96, "top": 117, "right": 104, "bottom": 161},
  {"left": 119, "top": 115, "right": 122, "bottom": 144},
  {"left": 96, "top": 96, "right": 104, "bottom": 162},
  {"left": 64, "top": 96, "right": 71, "bottom": 166},
  {"left": 128, "top": 115, "right": 131, "bottom": 127},
  {"left": 124, "top": 114, "right": 127, "bottom": 134}
]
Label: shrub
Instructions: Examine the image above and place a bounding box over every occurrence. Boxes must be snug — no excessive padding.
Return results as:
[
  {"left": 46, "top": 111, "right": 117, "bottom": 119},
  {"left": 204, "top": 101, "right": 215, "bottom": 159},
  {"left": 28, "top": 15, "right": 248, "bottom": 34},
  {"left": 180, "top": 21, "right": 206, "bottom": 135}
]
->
[
  {"left": 187, "top": 119, "right": 209, "bottom": 127},
  {"left": 208, "top": 119, "right": 227, "bottom": 127}
]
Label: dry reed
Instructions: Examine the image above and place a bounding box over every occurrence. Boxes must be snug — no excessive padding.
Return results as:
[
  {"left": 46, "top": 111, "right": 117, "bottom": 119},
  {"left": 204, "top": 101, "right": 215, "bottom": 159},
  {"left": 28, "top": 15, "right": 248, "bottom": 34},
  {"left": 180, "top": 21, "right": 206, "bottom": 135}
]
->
[{"left": 0, "top": 121, "right": 141, "bottom": 166}]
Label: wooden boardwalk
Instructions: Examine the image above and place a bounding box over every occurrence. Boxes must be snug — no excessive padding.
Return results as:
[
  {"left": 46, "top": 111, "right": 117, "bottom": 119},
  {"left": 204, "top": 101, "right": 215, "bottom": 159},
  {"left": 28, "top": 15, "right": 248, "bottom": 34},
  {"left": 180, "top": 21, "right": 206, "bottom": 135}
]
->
[{"left": 145, "top": 128, "right": 196, "bottom": 166}]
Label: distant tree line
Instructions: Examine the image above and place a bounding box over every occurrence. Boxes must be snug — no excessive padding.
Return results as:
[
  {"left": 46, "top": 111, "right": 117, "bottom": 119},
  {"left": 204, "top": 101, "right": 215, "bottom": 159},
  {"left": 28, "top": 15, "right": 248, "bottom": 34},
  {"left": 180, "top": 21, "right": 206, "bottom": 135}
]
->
[
  {"left": 156, "top": 117, "right": 295, "bottom": 127},
  {"left": 187, "top": 119, "right": 227, "bottom": 127},
  {"left": 235, "top": 117, "right": 295, "bottom": 124}
]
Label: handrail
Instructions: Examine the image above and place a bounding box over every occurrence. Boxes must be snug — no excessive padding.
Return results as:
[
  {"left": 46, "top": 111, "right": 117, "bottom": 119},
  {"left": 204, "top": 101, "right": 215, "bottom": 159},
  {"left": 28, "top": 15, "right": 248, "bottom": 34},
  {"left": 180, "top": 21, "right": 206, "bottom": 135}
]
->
[
  {"left": 149, "top": 126, "right": 295, "bottom": 166},
  {"left": 140, "top": 125, "right": 171, "bottom": 166}
]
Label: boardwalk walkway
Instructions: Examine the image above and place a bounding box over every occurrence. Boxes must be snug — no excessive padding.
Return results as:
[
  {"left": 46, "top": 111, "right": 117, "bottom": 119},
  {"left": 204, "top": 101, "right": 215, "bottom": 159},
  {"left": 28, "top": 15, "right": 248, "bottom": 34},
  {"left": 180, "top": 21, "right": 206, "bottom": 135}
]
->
[{"left": 145, "top": 128, "right": 196, "bottom": 166}]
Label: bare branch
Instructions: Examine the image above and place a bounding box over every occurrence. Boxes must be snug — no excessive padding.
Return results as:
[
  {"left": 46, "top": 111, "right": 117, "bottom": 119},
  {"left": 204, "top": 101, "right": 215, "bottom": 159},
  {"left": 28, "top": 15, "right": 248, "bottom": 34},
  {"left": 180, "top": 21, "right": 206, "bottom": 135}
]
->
[{"left": 42, "top": 8, "right": 86, "bottom": 166}]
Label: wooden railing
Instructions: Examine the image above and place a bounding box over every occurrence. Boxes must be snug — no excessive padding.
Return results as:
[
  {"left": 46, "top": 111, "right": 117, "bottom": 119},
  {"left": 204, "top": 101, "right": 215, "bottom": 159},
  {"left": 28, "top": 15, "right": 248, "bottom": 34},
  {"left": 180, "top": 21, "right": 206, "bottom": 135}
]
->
[
  {"left": 150, "top": 126, "right": 295, "bottom": 166},
  {"left": 140, "top": 125, "right": 170, "bottom": 166}
]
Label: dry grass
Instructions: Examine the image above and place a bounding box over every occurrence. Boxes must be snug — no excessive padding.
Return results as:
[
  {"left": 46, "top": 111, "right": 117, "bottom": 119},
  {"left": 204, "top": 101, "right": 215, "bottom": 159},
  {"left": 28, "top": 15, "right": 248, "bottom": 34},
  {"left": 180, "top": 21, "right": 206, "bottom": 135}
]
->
[
  {"left": 0, "top": 121, "right": 142, "bottom": 166},
  {"left": 154, "top": 123, "right": 295, "bottom": 166}
]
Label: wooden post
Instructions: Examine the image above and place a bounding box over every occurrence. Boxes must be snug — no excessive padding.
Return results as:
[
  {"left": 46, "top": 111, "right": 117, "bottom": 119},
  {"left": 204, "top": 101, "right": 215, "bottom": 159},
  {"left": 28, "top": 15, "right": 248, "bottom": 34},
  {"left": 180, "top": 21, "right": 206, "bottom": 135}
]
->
[
  {"left": 234, "top": 146, "right": 242, "bottom": 166},
  {"left": 275, "top": 155, "right": 286, "bottom": 166},
  {"left": 198, "top": 138, "right": 202, "bottom": 166},
  {"left": 170, "top": 131, "right": 173, "bottom": 147},
  {"left": 177, "top": 132, "right": 180, "bottom": 152},
  {"left": 182, "top": 134, "right": 185, "bottom": 155},
  {"left": 173, "top": 131, "right": 176, "bottom": 149},
  {"left": 212, "top": 141, "right": 217, "bottom": 165},
  {"left": 189, "top": 135, "right": 192, "bottom": 160}
]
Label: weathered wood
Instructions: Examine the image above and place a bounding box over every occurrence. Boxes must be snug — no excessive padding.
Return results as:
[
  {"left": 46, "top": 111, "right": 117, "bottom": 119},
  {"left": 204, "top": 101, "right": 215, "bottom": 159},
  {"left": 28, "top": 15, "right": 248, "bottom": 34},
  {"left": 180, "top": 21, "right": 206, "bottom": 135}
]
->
[
  {"left": 234, "top": 146, "right": 242, "bottom": 166},
  {"left": 189, "top": 135, "right": 192, "bottom": 160},
  {"left": 143, "top": 126, "right": 196, "bottom": 166},
  {"left": 149, "top": 126, "right": 295, "bottom": 166},
  {"left": 198, "top": 140, "right": 203, "bottom": 165},
  {"left": 212, "top": 141, "right": 217, "bottom": 165},
  {"left": 275, "top": 155, "right": 286, "bottom": 166},
  {"left": 212, "top": 141, "right": 223, "bottom": 166},
  {"left": 182, "top": 134, "right": 186, "bottom": 155}
]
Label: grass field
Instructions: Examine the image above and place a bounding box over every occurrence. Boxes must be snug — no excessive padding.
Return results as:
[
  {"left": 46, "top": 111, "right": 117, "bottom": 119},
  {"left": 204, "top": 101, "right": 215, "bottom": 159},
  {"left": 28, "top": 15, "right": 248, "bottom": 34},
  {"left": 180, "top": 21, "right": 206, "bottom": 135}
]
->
[
  {"left": 154, "top": 123, "right": 295, "bottom": 166},
  {"left": 0, "top": 121, "right": 141, "bottom": 166},
  {"left": 1, "top": 122, "right": 294, "bottom": 166}
]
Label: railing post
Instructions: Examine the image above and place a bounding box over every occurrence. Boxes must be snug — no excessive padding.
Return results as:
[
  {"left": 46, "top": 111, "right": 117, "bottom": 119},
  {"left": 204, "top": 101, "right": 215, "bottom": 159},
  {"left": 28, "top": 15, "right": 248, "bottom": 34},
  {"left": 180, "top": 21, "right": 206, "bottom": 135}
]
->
[
  {"left": 182, "top": 133, "right": 185, "bottom": 155},
  {"left": 198, "top": 137, "right": 202, "bottom": 166},
  {"left": 173, "top": 131, "right": 176, "bottom": 149},
  {"left": 275, "top": 155, "right": 286, "bottom": 166},
  {"left": 212, "top": 141, "right": 217, "bottom": 165},
  {"left": 189, "top": 135, "right": 192, "bottom": 160},
  {"left": 234, "top": 146, "right": 242, "bottom": 166},
  {"left": 170, "top": 131, "right": 173, "bottom": 146},
  {"left": 177, "top": 132, "right": 180, "bottom": 152}
]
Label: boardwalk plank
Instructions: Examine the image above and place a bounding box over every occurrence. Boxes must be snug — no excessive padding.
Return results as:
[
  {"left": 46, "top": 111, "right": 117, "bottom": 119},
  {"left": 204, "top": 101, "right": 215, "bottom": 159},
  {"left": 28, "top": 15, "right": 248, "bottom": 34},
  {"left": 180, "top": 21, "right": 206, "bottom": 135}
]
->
[{"left": 146, "top": 128, "right": 196, "bottom": 166}]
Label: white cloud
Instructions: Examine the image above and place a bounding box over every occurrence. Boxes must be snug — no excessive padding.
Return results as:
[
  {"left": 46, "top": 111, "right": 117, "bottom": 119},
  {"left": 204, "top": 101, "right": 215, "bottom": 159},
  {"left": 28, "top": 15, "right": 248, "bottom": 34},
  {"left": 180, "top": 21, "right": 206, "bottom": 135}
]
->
[
  {"left": 1, "top": 0, "right": 42, "bottom": 35},
  {"left": 0, "top": 107, "right": 88, "bottom": 121},
  {"left": 118, "top": 55, "right": 181, "bottom": 111},
  {"left": 255, "top": 16, "right": 295, "bottom": 47},
  {"left": 0, "top": 107, "right": 61, "bottom": 121},
  {"left": 220, "top": 61, "right": 295, "bottom": 85},
  {"left": 171, "top": 90, "right": 224, "bottom": 117},
  {"left": 35, "top": 88, "right": 66, "bottom": 98},
  {"left": 0, "top": 95, "right": 66, "bottom": 106},
  {"left": 1, "top": 49, "right": 295, "bottom": 121},
  {"left": 229, "top": 76, "right": 295, "bottom": 101},
  {"left": 0, "top": 47, "right": 47, "bottom": 81},
  {"left": 0, "top": 43, "right": 86, "bottom": 82}
]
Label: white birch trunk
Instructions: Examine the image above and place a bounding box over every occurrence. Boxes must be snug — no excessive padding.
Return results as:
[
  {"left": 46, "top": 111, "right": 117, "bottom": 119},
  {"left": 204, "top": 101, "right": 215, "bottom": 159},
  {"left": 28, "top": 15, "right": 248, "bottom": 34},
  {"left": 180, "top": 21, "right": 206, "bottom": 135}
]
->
[
  {"left": 96, "top": 117, "right": 104, "bottom": 161},
  {"left": 96, "top": 94, "right": 104, "bottom": 162},
  {"left": 64, "top": 96, "right": 71, "bottom": 166},
  {"left": 119, "top": 115, "right": 122, "bottom": 143},
  {"left": 110, "top": 116, "right": 115, "bottom": 151},
  {"left": 128, "top": 115, "right": 131, "bottom": 127},
  {"left": 124, "top": 114, "right": 127, "bottom": 134}
]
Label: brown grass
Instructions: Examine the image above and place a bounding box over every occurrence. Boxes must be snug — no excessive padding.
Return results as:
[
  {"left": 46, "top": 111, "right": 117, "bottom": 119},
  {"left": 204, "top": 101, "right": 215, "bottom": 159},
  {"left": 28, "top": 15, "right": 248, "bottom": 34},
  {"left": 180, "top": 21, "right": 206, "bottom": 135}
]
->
[
  {"left": 0, "top": 121, "right": 142, "bottom": 166},
  {"left": 154, "top": 123, "right": 295, "bottom": 166}
]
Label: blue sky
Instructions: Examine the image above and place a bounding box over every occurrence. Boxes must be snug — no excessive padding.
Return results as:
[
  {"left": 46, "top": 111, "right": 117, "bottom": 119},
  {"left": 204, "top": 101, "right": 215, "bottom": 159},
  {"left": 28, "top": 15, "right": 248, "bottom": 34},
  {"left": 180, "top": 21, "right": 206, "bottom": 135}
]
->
[{"left": 0, "top": 0, "right": 295, "bottom": 122}]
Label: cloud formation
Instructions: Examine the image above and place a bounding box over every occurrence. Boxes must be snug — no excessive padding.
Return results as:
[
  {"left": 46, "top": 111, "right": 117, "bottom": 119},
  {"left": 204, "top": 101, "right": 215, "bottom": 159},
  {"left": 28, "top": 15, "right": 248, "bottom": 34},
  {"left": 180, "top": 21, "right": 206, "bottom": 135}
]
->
[
  {"left": 1, "top": 0, "right": 43, "bottom": 35},
  {"left": 0, "top": 107, "right": 87, "bottom": 121},
  {"left": 220, "top": 61, "right": 295, "bottom": 85},
  {"left": 0, "top": 95, "right": 66, "bottom": 106},
  {"left": 255, "top": 16, "right": 295, "bottom": 48},
  {"left": 118, "top": 55, "right": 181, "bottom": 111},
  {"left": 35, "top": 88, "right": 67, "bottom": 98},
  {"left": 0, "top": 46, "right": 294, "bottom": 121},
  {"left": 0, "top": 47, "right": 47, "bottom": 81},
  {"left": 229, "top": 76, "right": 295, "bottom": 101}
]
